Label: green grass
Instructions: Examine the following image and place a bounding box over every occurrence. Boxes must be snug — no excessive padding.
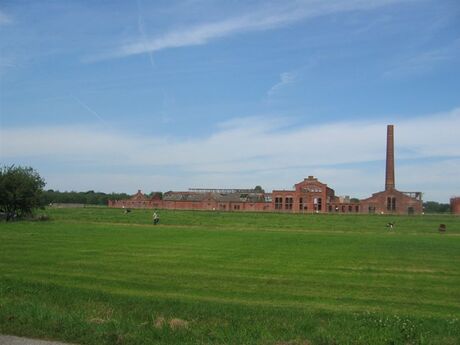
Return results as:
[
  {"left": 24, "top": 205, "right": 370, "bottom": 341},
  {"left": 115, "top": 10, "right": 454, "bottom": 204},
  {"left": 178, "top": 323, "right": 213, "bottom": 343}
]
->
[{"left": 1, "top": 208, "right": 459, "bottom": 345}]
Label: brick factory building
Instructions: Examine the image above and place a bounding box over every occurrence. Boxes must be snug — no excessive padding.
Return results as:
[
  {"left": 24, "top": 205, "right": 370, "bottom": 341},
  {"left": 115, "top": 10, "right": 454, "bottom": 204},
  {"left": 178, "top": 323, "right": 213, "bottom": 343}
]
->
[
  {"left": 109, "top": 125, "right": 423, "bottom": 215},
  {"left": 451, "top": 197, "right": 460, "bottom": 215},
  {"left": 108, "top": 178, "right": 359, "bottom": 213},
  {"left": 359, "top": 125, "right": 423, "bottom": 215}
]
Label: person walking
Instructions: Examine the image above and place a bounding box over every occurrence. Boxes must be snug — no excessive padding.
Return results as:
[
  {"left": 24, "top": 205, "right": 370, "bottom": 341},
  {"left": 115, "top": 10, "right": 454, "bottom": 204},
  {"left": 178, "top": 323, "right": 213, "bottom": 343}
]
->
[{"left": 153, "top": 212, "right": 159, "bottom": 225}]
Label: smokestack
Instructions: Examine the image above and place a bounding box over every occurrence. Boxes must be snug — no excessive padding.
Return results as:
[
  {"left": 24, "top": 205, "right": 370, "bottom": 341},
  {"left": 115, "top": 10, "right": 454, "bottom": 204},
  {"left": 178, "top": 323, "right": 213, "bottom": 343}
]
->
[{"left": 385, "top": 125, "right": 395, "bottom": 190}]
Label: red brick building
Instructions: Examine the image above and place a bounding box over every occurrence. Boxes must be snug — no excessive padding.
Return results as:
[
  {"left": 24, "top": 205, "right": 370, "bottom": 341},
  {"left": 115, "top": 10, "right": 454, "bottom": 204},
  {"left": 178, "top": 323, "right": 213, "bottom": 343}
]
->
[
  {"left": 359, "top": 125, "right": 423, "bottom": 215},
  {"left": 451, "top": 197, "right": 460, "bottom": 215},
  {"left": 108, "top": 190, "right": 161, "bottom": 209},
  {"left": 109, "top": 125, "right": 423, "bottom": 215},
  {"left": 109, "top": 178, "right": 360, "bottom": 214},
  {"left": 161, "top": 189, "right": 270, "bottom": 212},
  {"left": 271, "top": 176, "right": 359, "bottom": 213}
]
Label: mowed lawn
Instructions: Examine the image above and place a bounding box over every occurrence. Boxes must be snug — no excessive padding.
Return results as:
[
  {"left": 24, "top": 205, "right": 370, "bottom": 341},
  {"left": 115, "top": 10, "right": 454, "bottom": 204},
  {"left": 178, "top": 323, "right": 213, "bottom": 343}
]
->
[{"left": 0, "top": 208, "right": 459, "bottom": 345}]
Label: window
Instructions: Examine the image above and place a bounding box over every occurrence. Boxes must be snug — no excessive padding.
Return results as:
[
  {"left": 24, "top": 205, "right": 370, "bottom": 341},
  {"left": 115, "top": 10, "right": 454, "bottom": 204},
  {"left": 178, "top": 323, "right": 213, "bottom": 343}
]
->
[
  {"left": 275, "top": 197, "right": 283, "bottom": 210},
  {"left": 299, "top": 197, "right": 303, "bottom": 210},
  {"left": 348, "top": 205, "right": 352, "bottom": 212},
  {"left": 341, "top": 205, "right": 345, "bottom": 212},
  {"left": 233, "top": 205, "right": 240, "bottom": 210},
  {"left": 355, "top": 205, "right": 359, "bottom": 212},
  {"left": 317, "top": 197, "right": 322, "bottom": 211},
  {"left": 303, "top": 187, "right": 322, "bottom": 193},
  {"left": 387, "top": 197, "right": 396, "bottom": 211},
  {"left": 285, "top": 197, "right": 293, "bottom": 210}
]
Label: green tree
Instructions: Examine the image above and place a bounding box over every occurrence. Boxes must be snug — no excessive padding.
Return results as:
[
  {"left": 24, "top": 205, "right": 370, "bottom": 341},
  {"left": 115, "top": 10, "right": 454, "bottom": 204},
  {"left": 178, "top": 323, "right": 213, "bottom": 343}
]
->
[
  {"left": 254, "top": 185, "right": 265, "bottom": 193},
  {"left": 0, "top": 166, "right": 46, "bottom": 220},
  {"left": 148, "top": 191, "right": 163, "bottom": 199},
  {"left": 423, "top": 201, "right": 450, "bottom": 213}
]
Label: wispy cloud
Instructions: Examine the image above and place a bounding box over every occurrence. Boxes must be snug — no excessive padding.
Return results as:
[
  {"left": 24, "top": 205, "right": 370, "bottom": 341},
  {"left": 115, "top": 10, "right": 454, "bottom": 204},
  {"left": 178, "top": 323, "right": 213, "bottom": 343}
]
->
[
  {"left": 89, "top": 0, "right": 407, "bottom": 61},
  {"left": 136, "top": 0, "right": 155, "bottom": 68},
  {"left": 0, "top": 10, "right": 12, "bottom": 25},
  {"left": 3, "top": 108, "right": 459, "bottom": 166},
  {"left": 1, "top": 107, "right": 459, "bottom": 200},
  {"left": 383, "top": 39, "right": 460, "bottom": 78},
  {"left": 267, "top": 72, "right": 297, "bottom": 96}
]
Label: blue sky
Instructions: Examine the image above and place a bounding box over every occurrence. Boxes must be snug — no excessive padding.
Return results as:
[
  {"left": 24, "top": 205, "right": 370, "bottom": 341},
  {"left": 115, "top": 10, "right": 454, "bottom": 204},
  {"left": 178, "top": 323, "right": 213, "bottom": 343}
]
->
[{"left": 1, "top": 0, "right": 459, "bottom": 202}]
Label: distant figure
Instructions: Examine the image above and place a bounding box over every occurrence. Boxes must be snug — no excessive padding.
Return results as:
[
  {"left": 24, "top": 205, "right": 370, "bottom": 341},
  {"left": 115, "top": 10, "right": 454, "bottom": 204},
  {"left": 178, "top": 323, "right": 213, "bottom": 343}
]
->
[
  {"left": 386, "top": 222, "right": 395, "bottom": 230},
  {"left": 153, "top": 212, "right": 160, "bottom": 225},
  {"left": 124, "top": 208, "right": 131, "bottom": 214},
  {"left": 439, "top": 224, "right": 446, "bottom": 233}
]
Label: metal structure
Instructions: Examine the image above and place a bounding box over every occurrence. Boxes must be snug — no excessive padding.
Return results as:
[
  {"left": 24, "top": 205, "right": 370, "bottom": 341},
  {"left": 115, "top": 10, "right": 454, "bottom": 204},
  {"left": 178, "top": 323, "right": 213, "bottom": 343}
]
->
[{"left": 188, "top": 188, "right": 258, "bottom": 194}]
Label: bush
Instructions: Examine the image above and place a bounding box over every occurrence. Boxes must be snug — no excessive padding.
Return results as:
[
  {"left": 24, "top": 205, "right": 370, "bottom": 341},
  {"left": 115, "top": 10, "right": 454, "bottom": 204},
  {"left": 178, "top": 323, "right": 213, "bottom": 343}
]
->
[{"left": 0, "top": 165, "right": 46, "bottom": 221}]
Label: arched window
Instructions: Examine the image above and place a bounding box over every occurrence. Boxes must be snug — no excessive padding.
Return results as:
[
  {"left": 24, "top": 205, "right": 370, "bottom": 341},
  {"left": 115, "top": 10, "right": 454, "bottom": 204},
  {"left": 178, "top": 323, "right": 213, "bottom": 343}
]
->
[
  {"left": 275, "top": 197, "right": 283, "bottom": 210},
  {"left": 387, "top": 197, "right": 396, "bottom": 211}
]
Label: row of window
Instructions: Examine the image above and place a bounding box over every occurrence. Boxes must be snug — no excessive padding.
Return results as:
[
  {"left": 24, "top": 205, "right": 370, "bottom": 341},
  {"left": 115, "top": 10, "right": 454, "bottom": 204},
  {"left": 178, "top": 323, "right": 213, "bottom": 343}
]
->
[
  {"left": 274, "top": 197, "right": 327, "bottom": 211},
  {"left": 302, "top": 187, "right": 322, "bottom": 193},
  {"left": 369, "top": 205, "right": 415, "bottom": 214},
  {"left": 274, "top": 197, "right": 293, "bottom": 209},
  {"left": 329, "top": 205, "right": 360, "bottom": 212}
]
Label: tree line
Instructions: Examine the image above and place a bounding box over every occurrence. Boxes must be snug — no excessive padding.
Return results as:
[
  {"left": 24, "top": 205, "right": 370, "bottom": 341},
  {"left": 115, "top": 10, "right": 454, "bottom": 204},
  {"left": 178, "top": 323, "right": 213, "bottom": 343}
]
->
[
  {"left": 40, "top": 190, "right": 163, "bottom": 205},
  {"left": 423, "top": 201, "right": 450, "bottom": 214},
  {"left": 41, "top": 190, "right": 132, "bottom": 206},
  {"left": 0, "top": 165, "right": 454, "bottom": 221},
  {"left": 0, "top": 165, "right": 139, "bottom": 220}
]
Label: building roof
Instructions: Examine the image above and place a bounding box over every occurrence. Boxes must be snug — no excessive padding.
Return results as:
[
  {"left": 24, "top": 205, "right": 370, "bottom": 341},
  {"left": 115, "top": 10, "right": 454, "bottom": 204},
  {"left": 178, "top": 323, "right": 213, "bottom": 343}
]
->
[{"left": 163, "top": 191, "right": 266, "bottom": 203}]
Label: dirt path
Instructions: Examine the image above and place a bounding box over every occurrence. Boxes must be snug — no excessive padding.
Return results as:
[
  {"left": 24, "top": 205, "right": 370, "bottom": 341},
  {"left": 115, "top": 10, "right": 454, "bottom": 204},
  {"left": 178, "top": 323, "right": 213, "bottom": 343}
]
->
[{"left": 0, "top": 335, "right": 75, "bottom": 345}]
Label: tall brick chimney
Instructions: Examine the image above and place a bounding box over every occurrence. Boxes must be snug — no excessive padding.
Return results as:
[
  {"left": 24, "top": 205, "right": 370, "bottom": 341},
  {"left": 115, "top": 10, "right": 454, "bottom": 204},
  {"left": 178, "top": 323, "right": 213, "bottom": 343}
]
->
[{"left": 385, "top": 124, "right": 395, "bottom": 191}]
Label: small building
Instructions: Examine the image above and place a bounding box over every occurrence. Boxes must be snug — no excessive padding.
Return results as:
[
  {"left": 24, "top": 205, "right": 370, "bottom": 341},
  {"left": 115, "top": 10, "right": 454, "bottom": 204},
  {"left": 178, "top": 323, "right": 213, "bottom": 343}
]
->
[{"left": 360, "top": 190, "right": 422, "bottom": 215}]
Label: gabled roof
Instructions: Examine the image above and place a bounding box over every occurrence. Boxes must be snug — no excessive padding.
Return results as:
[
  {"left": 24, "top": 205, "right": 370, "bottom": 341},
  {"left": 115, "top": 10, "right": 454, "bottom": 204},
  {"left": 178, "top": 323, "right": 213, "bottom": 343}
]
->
[
  {"left": 130, "top": 190, "right": 148, "bottom": 201},
  {"left": 360, "top": 188, "right": 422, "bottom": 202}
]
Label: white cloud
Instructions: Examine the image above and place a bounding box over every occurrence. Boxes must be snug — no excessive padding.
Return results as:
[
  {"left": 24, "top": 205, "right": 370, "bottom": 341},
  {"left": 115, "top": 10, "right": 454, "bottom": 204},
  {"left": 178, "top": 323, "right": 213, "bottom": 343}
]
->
[
  {"left": 1, "top": 107, "right": 459, "bottom": 201},
  {"left": 267, "top": 72, "right": 297, "bottom": 96},
  {"left": 398, "top": 159, "right": 460, "bottom": 201},
  {"left": 89, "top": 0, "right": 407, "bottom": 61}
]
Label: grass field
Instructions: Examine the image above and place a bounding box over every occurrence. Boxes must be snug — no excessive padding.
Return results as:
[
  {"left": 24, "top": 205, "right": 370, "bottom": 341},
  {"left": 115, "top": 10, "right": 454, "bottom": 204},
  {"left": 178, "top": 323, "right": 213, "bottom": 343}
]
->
[{"left": 1, "top": 208, "right": 459, "bottom": 345}]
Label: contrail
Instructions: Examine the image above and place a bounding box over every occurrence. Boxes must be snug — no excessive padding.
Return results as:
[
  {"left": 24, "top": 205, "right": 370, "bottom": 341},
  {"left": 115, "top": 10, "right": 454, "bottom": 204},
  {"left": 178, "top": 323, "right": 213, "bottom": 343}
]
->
[
  {"left": 71, "top": 94, "right": 107, "bottom": 125},
  {"left": 137, "top": 0, "right": 155, "bottom": 68}
]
